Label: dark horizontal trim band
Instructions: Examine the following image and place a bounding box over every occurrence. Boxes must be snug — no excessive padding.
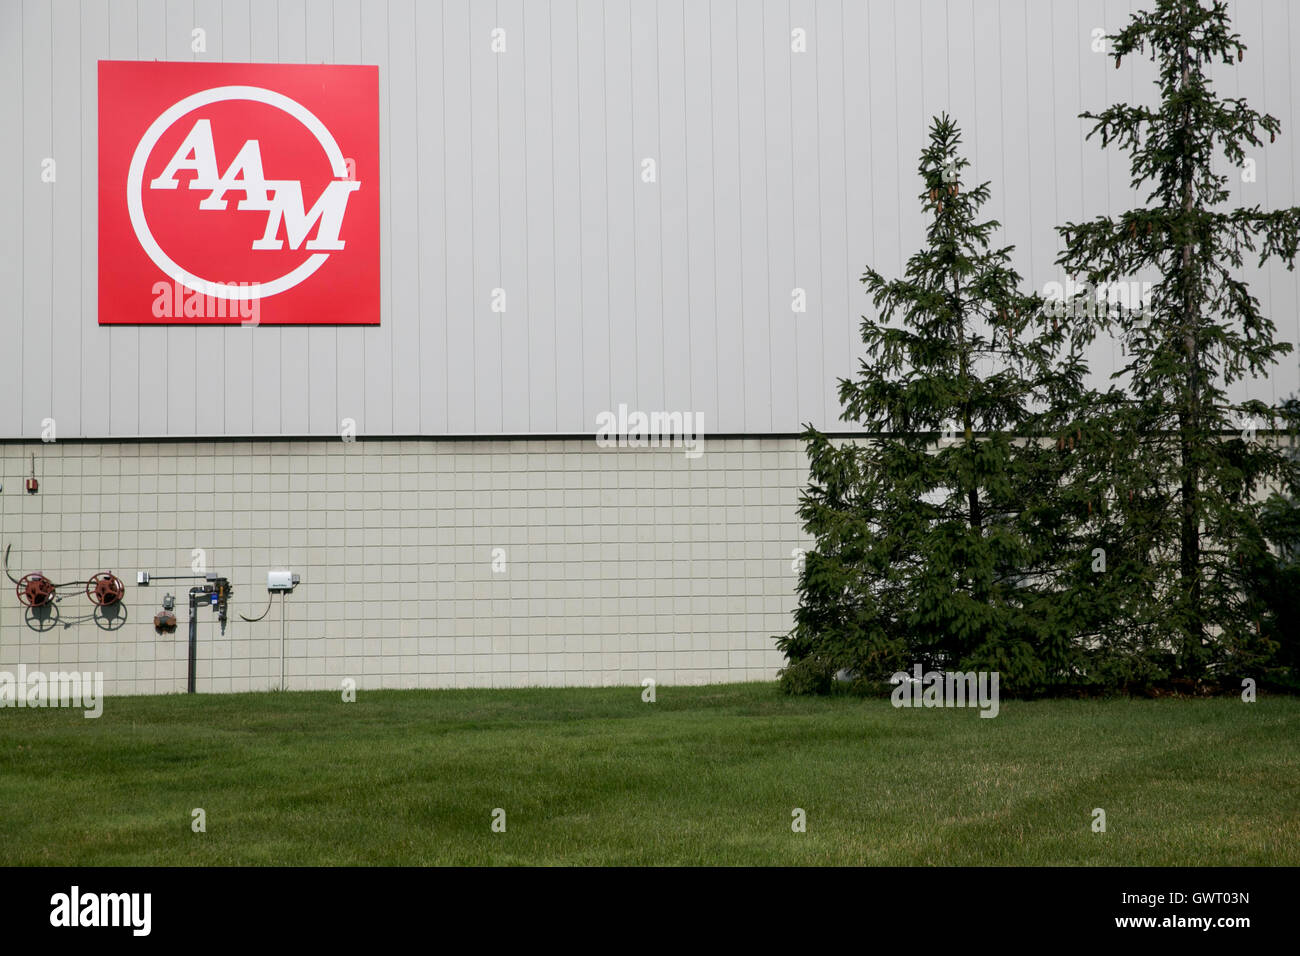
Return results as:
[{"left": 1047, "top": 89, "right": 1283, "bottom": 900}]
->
[
  {"left": 0, "top": 432, "right": 839, "bottom": 445},
  {"left": 0, "top": 430, "right": 1291, "bottom": 445},
  {"left": 0, "top": 431, "right": 1294, "bottom": 447}
]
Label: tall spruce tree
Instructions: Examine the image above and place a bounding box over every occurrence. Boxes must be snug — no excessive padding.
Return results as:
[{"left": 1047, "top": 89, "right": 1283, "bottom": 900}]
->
[
  {"left": 777, "top": 115, "right": 1093, "bottom": 695},
  {"left": 1055, "top": 0, "right": 1300, "bottom": 680}
]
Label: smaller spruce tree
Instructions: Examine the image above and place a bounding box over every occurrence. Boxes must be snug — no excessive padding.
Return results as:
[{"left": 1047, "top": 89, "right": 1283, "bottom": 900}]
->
[{"left": 777, "top": 115, "right": 1094, "bottom": 695}]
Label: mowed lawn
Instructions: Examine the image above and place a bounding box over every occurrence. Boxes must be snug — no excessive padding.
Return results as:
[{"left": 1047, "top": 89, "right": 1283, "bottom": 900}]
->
[{"left": 0, "top": 683, "right": 1296, "bottom": 866}]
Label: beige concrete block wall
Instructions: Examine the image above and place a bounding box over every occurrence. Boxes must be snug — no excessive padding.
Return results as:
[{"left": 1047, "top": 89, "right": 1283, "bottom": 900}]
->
[{"left": 0, "top": 438, "right": 808, "bottom": 696}]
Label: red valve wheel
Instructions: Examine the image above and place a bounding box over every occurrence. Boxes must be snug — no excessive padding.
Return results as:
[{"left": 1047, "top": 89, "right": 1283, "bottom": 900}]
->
[
  {"left": 17, "top": 573, "right": 56, "bottom": 608},
  {"left": 86, "top": 572, "right": 125, "bottom": 606}
]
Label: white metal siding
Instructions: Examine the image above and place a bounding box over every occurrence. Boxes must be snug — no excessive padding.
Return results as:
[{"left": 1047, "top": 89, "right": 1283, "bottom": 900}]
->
[{"left": 1, "top": 0, "right": 1297, "bottom": 439}]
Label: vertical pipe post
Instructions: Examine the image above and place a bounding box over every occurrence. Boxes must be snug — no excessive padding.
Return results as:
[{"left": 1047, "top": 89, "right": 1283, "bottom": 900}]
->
[{"left": 188, "top": 590, "right": 199, "bottom": 694}]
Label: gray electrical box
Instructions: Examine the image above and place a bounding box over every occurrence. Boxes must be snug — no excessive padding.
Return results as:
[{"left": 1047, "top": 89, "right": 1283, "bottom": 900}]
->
[{"left": 267, "top": 571, "right": 299, "bottom": 591}]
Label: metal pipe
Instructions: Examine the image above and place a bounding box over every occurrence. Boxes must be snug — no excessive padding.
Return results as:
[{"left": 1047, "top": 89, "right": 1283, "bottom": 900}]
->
[{"left": 188, "top": 588, "right": 201, "bottom": 694}]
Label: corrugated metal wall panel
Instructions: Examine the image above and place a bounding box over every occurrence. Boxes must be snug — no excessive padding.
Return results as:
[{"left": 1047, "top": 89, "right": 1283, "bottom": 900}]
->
[
  {"left": 2, "top": 0, "right": 1297, "bottom": 439},
  {"left": 0, "top": 1, "right": 20, "bottom": 439},
  {"left": 20, "top": 0, "right": 54, "bottom": 441}
]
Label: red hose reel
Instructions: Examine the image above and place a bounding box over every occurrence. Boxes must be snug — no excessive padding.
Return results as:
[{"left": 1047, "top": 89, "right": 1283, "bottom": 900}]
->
[
  {"left": 87, "top": 572, "right": 126, "bottom": 606},
  {"left": 16, "top": 573, "right": 56, "bottom": 608},
  {"left": 8, "top": 552, "right": 127, "bottom": 609}
]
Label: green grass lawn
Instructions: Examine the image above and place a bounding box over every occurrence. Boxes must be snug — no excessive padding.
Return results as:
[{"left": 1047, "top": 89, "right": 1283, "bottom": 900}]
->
[{"left": 1, "top": 682, "right": 1296, "bottom": 865}]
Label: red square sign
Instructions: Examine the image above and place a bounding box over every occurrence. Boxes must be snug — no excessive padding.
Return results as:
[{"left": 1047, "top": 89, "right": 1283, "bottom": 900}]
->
[{"left": 98, "top": 61, "right": 380, "bottom": 325}]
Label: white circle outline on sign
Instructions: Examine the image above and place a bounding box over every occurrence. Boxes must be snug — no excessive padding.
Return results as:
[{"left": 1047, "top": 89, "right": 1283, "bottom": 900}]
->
[{"left": 127, "top": 85, "right": 351, "bottom": 301}]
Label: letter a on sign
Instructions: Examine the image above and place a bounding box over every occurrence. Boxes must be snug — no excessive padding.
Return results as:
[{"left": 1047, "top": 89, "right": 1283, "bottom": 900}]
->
[{"left": 98, "top": 61, "right": 381, "bottom": 325}]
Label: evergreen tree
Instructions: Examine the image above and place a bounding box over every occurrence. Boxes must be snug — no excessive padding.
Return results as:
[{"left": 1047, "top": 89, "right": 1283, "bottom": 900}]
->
[
  {"left": 777, "top": 115, "right": 1092, "bottom": 695},
  {"left": 1055, "top": 0, "right": 1300, "bottom": 680},
  {"left": 1244, "top": 397, "right": 1300, "bottom": 686}
]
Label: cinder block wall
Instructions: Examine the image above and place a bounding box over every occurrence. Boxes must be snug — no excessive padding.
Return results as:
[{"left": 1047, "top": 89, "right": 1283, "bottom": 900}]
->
[{"left": 0, "top": 438, "right": 807, "bottom": 695}]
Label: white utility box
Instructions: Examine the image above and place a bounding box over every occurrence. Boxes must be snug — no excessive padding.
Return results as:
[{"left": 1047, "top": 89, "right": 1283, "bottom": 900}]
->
[{"left": 267, "top": 571, "right": 299, "bottom": 591}]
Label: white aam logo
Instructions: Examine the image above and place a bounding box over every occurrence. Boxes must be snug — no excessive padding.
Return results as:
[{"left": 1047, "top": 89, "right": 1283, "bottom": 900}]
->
[{"left": 127, "top": 85, "right": 360, "bottom": 302}]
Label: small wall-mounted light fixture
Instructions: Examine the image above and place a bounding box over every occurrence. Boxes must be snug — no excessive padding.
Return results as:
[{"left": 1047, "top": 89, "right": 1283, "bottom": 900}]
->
[{"left": 25, "top": 454, "right": 38, "bottom": 494}]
